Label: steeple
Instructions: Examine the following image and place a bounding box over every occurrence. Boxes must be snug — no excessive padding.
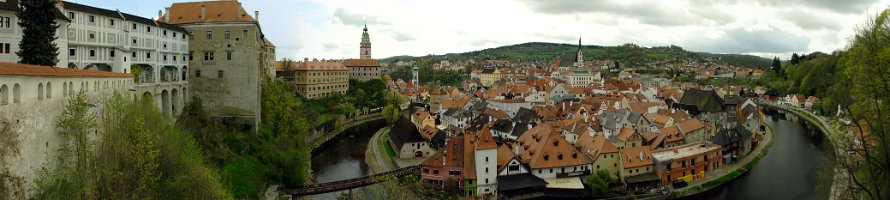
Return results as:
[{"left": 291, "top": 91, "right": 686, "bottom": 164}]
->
[
  {"left": 360, "top": 24, "right": 372, "bottom": 59},
  {"left": 574, "top": 37, "right": 583, "bottom": 67}
]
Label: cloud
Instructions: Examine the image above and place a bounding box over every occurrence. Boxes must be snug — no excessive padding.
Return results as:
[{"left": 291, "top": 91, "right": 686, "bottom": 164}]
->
[
  {"left": 332, "top": 8, "right": 386, "bottom": 26},
  {"left": 782, "top": 10, "right": 842, "bottom": 31},
  {"left": 518, "top": 0, "right": 732, "bottom": 26},
  {"left": 322, "top": 43, "right": 339, "bottom": 51},
  {"left": 391, "top": 31, "right": 416, "bottom": 41},
  {"left": 684, "top": 26, "right": 810, "bottom": 54}
]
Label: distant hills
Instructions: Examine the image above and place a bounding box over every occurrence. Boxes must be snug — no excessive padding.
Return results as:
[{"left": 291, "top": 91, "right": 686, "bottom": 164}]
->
[{"left": 381, "top": 42, "right": 772, "bottom": 69}]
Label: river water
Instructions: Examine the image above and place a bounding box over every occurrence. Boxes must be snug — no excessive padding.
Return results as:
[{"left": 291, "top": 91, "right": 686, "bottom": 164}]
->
[
  {"left": 309, "top": 119, "right": 385, "bottom": 200},
  {"left": 686, "top": 112, "right": 837, "bottom": 199}
]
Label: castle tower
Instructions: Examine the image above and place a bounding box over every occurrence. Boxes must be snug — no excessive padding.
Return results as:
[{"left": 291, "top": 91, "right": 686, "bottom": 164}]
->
[
  {"left": 360, "top": 24, "right": 372, "bottom": 59},
  {"left": 412, "top": 64, "right": 419, "bottom": 88},
  {"left": 574, "top": 37, "right": 583, "bottom": 67}
]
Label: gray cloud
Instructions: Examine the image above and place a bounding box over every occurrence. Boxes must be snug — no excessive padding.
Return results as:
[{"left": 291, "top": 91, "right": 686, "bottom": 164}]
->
[
  {"left": 782, "top": 10, "right": 842, "bottom": 31},
  {"left": 391, "top": 31, "right": 416, "bottom": 41},
  {"left": 519, "top": 0, "right": 733, "bottom": 26},
  {"left": 322, "top": 43, "right": 339, "bottom": 51},
  {"left": 687, "top": 0, "right": 878, "bottom": 14},
  {"left": 332, "top": 8, "right": 387, "bottom": 26},
  {"left": 684, "top": 26, "right": 810, "bottom": 54}
]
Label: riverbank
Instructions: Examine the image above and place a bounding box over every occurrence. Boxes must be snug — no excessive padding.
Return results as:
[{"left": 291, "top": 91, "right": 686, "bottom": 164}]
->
[
  {"left": 366, "top": 127, "right": 397, "bottom": 173},
  {"left": 670, "top": 120, "right": 776, "bottom": 198}
]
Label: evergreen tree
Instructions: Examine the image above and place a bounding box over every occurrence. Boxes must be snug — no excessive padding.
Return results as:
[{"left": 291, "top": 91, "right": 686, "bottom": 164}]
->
[
  {"left": 791, "top": 53, "right": 800, "bottom": 65},
  {"left": 771, "top": 57, "right": 782, "bottom": 75},
  {"left": 17, "top": 0, "right": 60, "bottom": 66}
]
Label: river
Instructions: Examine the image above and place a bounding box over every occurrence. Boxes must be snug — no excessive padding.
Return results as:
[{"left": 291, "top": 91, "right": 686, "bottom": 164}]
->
[
  {"left": 685, "top": 111, "right": 837, "bottom": 199},
  {"left": 309, "top": 119, "right": 385, "bottom": 200}
]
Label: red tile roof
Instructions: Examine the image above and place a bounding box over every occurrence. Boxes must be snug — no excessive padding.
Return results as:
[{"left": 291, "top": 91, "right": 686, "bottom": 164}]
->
[
  {"left": 341, "top": 59, "right": 381, "bottom": 67},
  {"left": 165, "top": 1, "right": 257, "bottom": 24},
  {"left": 0, "top": 62, "right": 131, "bottom": 78}
]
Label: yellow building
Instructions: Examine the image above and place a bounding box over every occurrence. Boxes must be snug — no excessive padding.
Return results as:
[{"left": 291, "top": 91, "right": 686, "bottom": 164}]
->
[
  {"left": 480, "top": 67, "right": 500, "bottom": 87},
  {"left": 281, "top": 61, "right": 349, "bottom": 99}
]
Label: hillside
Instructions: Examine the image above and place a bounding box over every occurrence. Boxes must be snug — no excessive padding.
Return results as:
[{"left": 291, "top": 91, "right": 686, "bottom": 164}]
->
[{"left": 382, "top": 42, "right": 771, "bottom": 68}]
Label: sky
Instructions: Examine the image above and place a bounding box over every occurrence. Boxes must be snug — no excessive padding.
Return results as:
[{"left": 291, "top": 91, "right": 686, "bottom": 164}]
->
[{"left": 70, "top": 0, "right": 890, "bottom": 60}]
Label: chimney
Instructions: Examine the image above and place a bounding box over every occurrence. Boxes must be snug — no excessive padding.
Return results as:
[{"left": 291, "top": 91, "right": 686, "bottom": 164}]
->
[
  {"left": 200, "top": 5, "right": 206, "bottom": 22},
  {"left": 164, "top": 7, "right": 170, "bottom": 23},
  {"left": 255, "top": 11, "right": 259, "bottom": 22},
  {"left": 237, "top": 3, "right": 243, "bottom": 20}
]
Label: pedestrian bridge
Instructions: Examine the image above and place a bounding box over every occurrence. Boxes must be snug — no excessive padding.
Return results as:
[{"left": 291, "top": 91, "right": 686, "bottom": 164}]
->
[{"left": 278, "top": 166, "right": 419, "bottom": 197}]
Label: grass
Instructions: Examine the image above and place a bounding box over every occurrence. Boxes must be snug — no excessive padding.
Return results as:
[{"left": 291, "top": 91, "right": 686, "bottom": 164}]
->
[{"left": 379, "top": 131, "right": 399, "bottom": 168}]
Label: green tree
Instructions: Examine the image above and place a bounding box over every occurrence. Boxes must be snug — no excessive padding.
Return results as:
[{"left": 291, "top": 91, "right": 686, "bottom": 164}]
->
[
  {"left": 17, "top": 0, "right": 60, "bottom": 66},
  {"left": 841, "top": 7, "right": 890, "bottom": 200},
  {"left": 585, "top": 170, "right": 614, "bottom": 198},
  {"left": 382, "top": 91, "right": 405, "bottom": 125},
  {"left": 771, "top": 56, "right": 782, "bottom": 75}
]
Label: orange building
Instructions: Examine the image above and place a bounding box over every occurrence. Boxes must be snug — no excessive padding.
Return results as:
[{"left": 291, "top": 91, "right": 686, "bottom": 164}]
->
[{"left": 652, "top": 142, "right": 722, "bottom": 186}]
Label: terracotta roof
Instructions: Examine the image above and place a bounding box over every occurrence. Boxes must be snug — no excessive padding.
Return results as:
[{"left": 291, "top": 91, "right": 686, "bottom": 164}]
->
[
  {"left": 0, "top": 62, "right": 131, "bottom": 78},
  {"left": 620, "top": 146, "right": 654, "bottom": 169},
  {"left": 483, "top": 108, "right": 509, "bottom": 119},
  {"left": 476, "top": 126, "right": 498, "bottom": 150},
  {"left": 342, "top": 59, "right": 381, "bottom": 67},
  {"left": 463, "top": 133, "right": 477, "bottom": 179},
  {"left": 516, "top": 124, "right": 591, "bottom": 169},
  {"left": 421, "top": 135, "right": 465, "bottom": 168},
  {"left": 164, "top": 1, "right": 257, "bottom": 24},
  {"left": 616, "top": 127, "right": 637, "bottom": 142},
  {"left": 576, "top": 133, "right": 619, "bottom": 161},
  {"left": 676, "top": 118, "right": 705, "bottom": 134},
  {"left": 662, "top": 126, "right": 684, "bottom": 143},
  {"left": 496, "top": 144, "right": 517, "bottom": 172}
]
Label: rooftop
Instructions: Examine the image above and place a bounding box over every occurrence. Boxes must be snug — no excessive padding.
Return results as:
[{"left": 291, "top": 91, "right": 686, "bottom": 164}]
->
[
  {"left": 652, "top": 142, "right": 722, "bottom": 161},
  {"left": 0, "top": 62, "right": 131, "bottom": 78}
]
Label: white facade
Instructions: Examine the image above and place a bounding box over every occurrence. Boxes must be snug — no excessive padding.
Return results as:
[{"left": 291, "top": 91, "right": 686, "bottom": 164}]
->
[
  {"left": 474, "top": 147, "right": 497, "bottom": 197},
  {"left": 0, "top": 5, "right": 69, "bottom": 68},
  {"left": 530, "top": 164, "right": 593, "bottom": 179},
  {"left": 498, "top": 158, "right": 529, "bottom": 175},
  {"left": 64, "top": 2, "right": 189, "bottom": 116}
]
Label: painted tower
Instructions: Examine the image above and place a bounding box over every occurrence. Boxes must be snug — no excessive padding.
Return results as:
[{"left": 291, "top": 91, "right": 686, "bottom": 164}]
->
[
  {"left": 574, "top": 37, "right": 583, "bottom": 67},
  {"left": 360, "top": 24, "right": 372, "bottom": 59},
  {"left": 412, "top": 64, "right": 419, "bottom": 88}
]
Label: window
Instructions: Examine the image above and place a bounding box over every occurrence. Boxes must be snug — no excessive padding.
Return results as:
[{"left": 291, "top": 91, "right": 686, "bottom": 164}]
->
[
  {"left": 163, "top": 55, "right": 167, "bottom": 61},
  {"left": 132, "top": 23, "right": 137, "bottom": 30},
  {"left": 173, "top": 32, "right": 177, "bottom": 37},
  {"left": 433, "top": 169, "right": 439, "bottom": 175},
  {"left": 206, "top": 31, "right": 212, "bottom": 39},
  {"left": 46, "top": 82, "right": 51, "bottom": 98},
  {"left": 195, "top": 70, "right": 201, "bottom": 77},
  {"left": 109, "top": 50, "right": 114, "bottom": 57},
  {"left": 242, "top": 29, "right": 248, "bottom": 36},
  {"left": 89, "top": 49, "right": 95, "bottom": 57},
  {"left": 203, "top": 52, "right": 214, "bottom": 60},
  {"left": 37, "top": 83, "right": 43, "bottom": 100},
  {"left": 485, "top": 157, "right": 489, "bottom": 162},
  {"left": 89, "top": 33, "right": 95, "bottom": 39},
  {"left": 224, "top": 30, "right": 230, "bottom": 39},
  {"left": 88, "top": 15, "right": 94, "bottom": 23},
  {"left": 226, "top": 51, "right": 232, "bottom": 60},
  {"left": 0, "top": 84, "right": 7, "bottom": 105},
  {"left": 132, "top": 52, "right": 136, "bottom": 58},
  {"left": 188, "top": 52, "right": 193, "bottom": 60},
  {"left": 68, "top": 48, "right": 75, "bottom": 56},
  {"left": 217, "top": 70, "right": 223, "bottom": 78},
  {"left": 0, "top": 17, "right": 10, "bottom": 28},
  {"left": 508, "top": 165, "right": 519, "bottom": 171},
  {"left": 68, "top": 12, "right": 74, "bottom": 20},
  {"left": 109, "top": 19, "right": 114, "bottom": 26},
  {"left": 12, "top": 84, "right": 19, "bottom": 103},
  {"left": 146, "top": 52, "right": 151, "bottom": 59},
  {"left": 163, "top": 30, "right": 167, "bottom": 36},
  {"left": 146, "top": 26, "right": 151, "bottom": 32}
]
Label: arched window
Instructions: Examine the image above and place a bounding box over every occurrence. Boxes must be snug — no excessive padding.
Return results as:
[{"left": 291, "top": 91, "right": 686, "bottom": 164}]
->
[
  {"left": 38, "top": 83, "right": 44, "bottom": 100},
  {"left": 1, "top": 84, "right": 8, "bottom": 105},
  {"left": 63, "top": 82, "right": 67, "bottom": 97},
  {"left": 46, "top": 82, "right": 52, "bottom": 99},
  {"left": 13, "top": 84, "right": 20, "bottom": 103}
]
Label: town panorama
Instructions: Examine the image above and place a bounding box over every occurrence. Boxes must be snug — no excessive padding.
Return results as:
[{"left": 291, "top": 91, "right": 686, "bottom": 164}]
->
[{"left": 0, "top": 0, "right": 889, "bottom": 200}]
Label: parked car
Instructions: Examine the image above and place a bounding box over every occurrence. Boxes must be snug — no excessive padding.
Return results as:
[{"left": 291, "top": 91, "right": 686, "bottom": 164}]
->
[{"left": 672, "top": 180, "right": 688, "bottom": 189}]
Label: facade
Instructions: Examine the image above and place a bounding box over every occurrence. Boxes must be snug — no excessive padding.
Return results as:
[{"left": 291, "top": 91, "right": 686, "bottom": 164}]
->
[
  {"left": 619, "top": 146, "right": 656, "bottom": 184},
  {"left": 162, "top": 0, "right": 275, "bottom": 130},
  {"left": 420, "top": 135, "right": 465, "bottom": 189},
  {"left": 652, "top": 142, "right": 723, "bottom": 185},
  {"left": 0, "top": 63, "right": 131, "bottom": 197},
  {"left": 0, "top": 0, "right": 70, "bottom": 68},
  {"left": 285, "top": 61, "right": 348, "bottom": 99},
  {"left": 360, "top": 24, "right": 371, "bottom": 59},
  {"left": 480, "top": 67, "right": 500, "bottom": 87},
  {"left": 473, "top": 128, "right": 499, "bottom": 197},
  {"left": 64, "top": 2, "right": 189, "bottom": 116},
  {"left": 566, "top": 68, "right": 601, "bottom": 87},
  {"left": 391, "top": 116, "right": 436, "bottom": 158},
  {"left": 342, "top": 59, "right": 381, "bottom": 81}
]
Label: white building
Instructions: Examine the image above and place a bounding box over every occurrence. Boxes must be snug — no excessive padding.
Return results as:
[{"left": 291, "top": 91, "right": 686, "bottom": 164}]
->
[
  {"left": 63, "top": 2, "right": 189, "bottom": 116},
  {"left": 474, "top": 129, "right": 499, "bottom": 197},
  {"left": 565, "top": 68, "right": 601, "bottom": 87},
  {"left": 0, "top": 0, "right": 70, "bottom": 68}
]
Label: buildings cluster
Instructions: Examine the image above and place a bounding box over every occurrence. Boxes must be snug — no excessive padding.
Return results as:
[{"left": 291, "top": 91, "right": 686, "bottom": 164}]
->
[
  {"left": 385, "top": 39, "right": 767, "bottom": 198},
  {"left": 0, "top": 0, "right": 274, "bottom": 195}
]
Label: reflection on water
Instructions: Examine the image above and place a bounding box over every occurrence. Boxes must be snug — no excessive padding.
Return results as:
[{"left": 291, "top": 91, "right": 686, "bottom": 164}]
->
[
  {"left": 310, "top": 120, "right": 385, "bottom": 200},
  {"left": 685, "top": 112, "right": 836, "bottom": 200}
]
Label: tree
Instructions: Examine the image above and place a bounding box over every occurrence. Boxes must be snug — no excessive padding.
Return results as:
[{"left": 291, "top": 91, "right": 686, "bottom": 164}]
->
[
  {"left": 17, "top": 0, "right": 60, "bottom": 66},
  {"left": 771, "top": 57, "right": 782, "bottom": 74},
  {"left": 841, "top": 7, "right": 890, "bottom": 200},
  {"left": 382, "top": 91, "right": 405, "bottom": 125},
  {"left": 791, "top": 53, "right": 800, "bottom": 65},
  {"left": 585, "top": 170, "right": 614, "bottom": 197}
]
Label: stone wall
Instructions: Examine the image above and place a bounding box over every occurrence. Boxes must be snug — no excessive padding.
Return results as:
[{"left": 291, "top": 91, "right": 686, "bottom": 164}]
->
[{"left": 0, "top": 74, "right": 131, "bottom": 197}]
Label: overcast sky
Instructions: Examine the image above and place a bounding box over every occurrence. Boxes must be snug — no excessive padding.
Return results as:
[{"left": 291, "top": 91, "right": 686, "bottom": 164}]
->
[{"left": 72, "top": 0, "right": 890, "bottom": 60}]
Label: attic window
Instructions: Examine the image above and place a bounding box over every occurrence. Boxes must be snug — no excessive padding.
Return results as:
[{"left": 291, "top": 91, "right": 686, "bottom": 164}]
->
[
  {"left": 557, "top": 154, "right": 563, "bottom": 160},
  {"left": 552, "top": 139, "right": 559, "bottom": 147},
  {"left": 543, "top": 154, "right": 549, "bottom": 160},
  {"left": 572, "top": 152, "right": 578, "bottom": 159}
]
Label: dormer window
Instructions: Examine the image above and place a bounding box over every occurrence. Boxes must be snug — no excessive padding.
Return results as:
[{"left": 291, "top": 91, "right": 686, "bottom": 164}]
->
[{"left": 543, "top": 154, "right": 549, "bottom": 160}]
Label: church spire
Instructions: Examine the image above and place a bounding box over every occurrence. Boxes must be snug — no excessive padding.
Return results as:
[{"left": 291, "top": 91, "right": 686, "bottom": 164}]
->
[{"left": 360, "top": 24, "right": 372, "bottom": 59}]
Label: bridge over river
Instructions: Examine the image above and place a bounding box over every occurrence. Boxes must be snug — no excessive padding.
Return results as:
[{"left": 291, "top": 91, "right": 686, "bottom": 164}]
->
[{"left": 278, "top": 166, "right": 419, "bottom": 198}]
